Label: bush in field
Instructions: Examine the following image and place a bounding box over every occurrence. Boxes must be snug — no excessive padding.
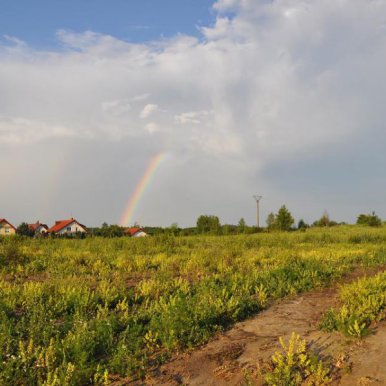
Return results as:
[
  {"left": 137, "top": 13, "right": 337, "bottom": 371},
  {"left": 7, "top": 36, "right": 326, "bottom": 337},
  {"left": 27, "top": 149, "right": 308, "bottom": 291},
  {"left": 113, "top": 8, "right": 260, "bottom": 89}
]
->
[
  {"left": 356, "top": 212, "right": 382, "bottom": 227},
  {"left": 313, "top": 211, "right": 330, "bottom": 227},
  {"left": 312, "top": 211, "right": 339, "bottom": 228},
  {"left": 297, "top": 219, "right": 309, "bottom": 230},
  {"left": 196, "top": 215, "right": 221, "bottom": 234},
  {"left": 0, "top": 237, "right": 25, "bottom": 265},
  {"left": 94, "top": 223, "right": 125, "bottom": 237},
  {"left": 167, "top": 223, "right": 180, "bottom": 236}
]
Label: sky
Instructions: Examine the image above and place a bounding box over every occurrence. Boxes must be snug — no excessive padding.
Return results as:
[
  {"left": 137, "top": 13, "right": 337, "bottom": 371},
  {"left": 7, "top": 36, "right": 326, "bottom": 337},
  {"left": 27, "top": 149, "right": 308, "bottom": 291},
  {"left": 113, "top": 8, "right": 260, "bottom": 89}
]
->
[
  {"left": 1, "top": 0, "right": 386, "bottom": 228},
  {"left": 0, "top": 0, "right": 216, "bottom": 48}
]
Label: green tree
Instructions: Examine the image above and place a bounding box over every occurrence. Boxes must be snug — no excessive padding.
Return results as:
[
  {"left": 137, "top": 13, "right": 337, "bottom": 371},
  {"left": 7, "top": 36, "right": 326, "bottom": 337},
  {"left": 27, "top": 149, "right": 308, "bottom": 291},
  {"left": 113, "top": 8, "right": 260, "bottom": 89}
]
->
[
  {"left": 357, "top": 212, "right": 382, "bottom": 227},
  {"left": 98, "top": 223, "right": 124, "bottom": 237},
  {"left": 16, "top": 222, "right": 34, "bottom": 237},
  {"left": 297, "top": 219, "right": 308, "bottom": 230},
  {"left": 275, "top": 205, "right": 294, "bottom": 231},
  {"left": 266, "top": 212, "right": 276, "bottom": 230},
  {"left": 238, "top": 218, "right": 246, "bottom": 233},
  {"left": 108, "top": 225, "right": 125, "bottom": 237},
  {"left": 196, "top": 215, "right": 221, "bottom": 234}
]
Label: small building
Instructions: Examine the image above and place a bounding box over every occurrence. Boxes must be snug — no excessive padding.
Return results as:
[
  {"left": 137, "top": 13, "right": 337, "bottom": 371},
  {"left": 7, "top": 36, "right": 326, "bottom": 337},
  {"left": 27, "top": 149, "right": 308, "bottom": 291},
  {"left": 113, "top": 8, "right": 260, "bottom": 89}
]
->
[
  {"left": 48, "top": 218, "right": 87, "bottom": 236},
  {"left": 125, "top": 227, "right": 148, "bottom": 237},
  {"left": 0, "top": 219, "right": 16, "bottom": 236},
  {"left": 28, "top": 221, "right": 49, "bottom": 236}
]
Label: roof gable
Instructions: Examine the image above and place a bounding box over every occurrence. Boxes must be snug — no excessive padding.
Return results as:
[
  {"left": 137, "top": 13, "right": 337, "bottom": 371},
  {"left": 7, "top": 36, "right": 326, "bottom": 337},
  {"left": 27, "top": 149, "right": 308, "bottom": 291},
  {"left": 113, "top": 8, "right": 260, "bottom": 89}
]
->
[
  {"left": 125, "top": 227, "right": 146, "bottom": 236},
  {"left": 28, "top": 222, "right": 48, "bottom": 231},
  {"left": 0, "top": 219, "right": 16, "bottom": 230},
  {"left": 48, "top": 219, "right": 86, "bottom": 233}
]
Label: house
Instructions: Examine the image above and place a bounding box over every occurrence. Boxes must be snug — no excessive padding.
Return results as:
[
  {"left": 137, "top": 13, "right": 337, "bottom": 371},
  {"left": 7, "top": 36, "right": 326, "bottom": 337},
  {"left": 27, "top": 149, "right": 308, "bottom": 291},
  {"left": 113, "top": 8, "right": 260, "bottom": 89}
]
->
[
  {"left": 28, "top": 221, "right": 48, "bottom": 236},
  {"left": 48, "top": 218, "right": 87, "bottom": 236},
  {"left": 125, "top": 227, "right": 148, "bottom": 237},
  {"left": 0, "top": 219, "right": 16, "bottom": 236}
]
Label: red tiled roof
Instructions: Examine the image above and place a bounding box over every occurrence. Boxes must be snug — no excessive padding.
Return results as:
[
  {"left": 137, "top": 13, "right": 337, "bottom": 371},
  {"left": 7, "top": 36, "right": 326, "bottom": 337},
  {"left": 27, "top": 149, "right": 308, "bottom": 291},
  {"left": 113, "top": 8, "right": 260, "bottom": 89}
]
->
[
  {"left": 48, "top": 218, "right": 86, "bottom": 233},
  {"left": 0, "top": 219, "right": 16, "bottom": 230},
  {"left": 28, "top": 222, "right": 48, "bottom": 232},
  {"left": 125, "top": 227, "right": 144, "bottom": 236}
]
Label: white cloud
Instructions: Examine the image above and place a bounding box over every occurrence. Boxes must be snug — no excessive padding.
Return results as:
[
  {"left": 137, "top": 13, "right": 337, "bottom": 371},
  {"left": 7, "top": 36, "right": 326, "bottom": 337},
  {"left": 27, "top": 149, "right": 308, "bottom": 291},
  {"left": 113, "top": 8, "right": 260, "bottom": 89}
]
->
[
  {"left": 139, "top": 104, "right": 159, "bottom": 119},
  {"left": 0, "top": 116, "right": 78, "bottom": 144},
  {"left": 201, "top": 18, "right": 231, "bottom": 40},
  {"left": 144, "top": 122, "right": 159, "bottom": 134},
  {"left": 213, "top": 0, "right": 242, "bottom": 11},
  {"left": 1, "top": 2, "right": 384, "bottom": 159},
  {"left": 56, "top": 29, "right": 132, "bottom": 53},
  {"left": 174, "top": 110, "right": 211, "bottom": 125},
  {"left": 3, "top": 35, "right": 26, "bottom": 47},
  {"left": 101, "top": 99, "right": 131, "bottom": 116},
  {"left": 2, "top": 0, "right": 386, "bottom": 225},
  {"left": 131, "top": 93, "right": 150, "bottom": 102}
]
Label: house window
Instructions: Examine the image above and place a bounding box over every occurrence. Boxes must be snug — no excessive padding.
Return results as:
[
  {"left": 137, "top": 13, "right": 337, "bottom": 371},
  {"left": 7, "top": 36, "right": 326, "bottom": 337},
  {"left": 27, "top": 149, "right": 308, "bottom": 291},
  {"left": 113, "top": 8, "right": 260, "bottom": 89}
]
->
[
  {"left": 5, "top": 228, "right": 10, "bottom": 233},
  {"left": 66, "top": 227, "right": 71, "bottom": 232}
]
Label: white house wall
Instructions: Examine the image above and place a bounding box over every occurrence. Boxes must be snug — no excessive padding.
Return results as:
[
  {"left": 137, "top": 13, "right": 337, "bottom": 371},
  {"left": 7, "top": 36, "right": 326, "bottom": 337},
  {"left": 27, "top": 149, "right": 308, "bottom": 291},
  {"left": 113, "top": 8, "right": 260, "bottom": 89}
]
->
[
  {"left": 133, "top": 231, "right": 147, "bottom": 237},
  {"left": 36, "top": 226, "right": 47, "bottom": 234},
  {"left": 57, "top": 222, "right": 86, "bottom": 235}
]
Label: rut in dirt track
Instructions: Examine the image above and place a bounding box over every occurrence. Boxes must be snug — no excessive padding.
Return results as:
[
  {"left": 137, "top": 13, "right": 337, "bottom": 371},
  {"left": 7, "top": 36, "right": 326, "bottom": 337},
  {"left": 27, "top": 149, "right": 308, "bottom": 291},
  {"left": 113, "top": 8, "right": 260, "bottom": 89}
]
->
[{"left": 144, "top": 266, "right": 386, "bottom": 386}]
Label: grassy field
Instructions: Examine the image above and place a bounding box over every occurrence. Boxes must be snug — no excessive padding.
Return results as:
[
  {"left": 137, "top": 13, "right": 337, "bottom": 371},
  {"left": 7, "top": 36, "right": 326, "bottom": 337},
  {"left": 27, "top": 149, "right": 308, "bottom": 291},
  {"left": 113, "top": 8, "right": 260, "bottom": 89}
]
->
[{"left": 1, "top": 226, "right": 386, "bottom": 385}]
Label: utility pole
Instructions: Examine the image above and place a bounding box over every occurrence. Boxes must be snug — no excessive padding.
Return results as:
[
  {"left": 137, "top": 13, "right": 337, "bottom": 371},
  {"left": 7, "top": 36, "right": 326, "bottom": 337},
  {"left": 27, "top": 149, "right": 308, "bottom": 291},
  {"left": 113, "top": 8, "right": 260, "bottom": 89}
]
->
[{"left": 253, "top": 195, "right": 262, "bottom": 228}]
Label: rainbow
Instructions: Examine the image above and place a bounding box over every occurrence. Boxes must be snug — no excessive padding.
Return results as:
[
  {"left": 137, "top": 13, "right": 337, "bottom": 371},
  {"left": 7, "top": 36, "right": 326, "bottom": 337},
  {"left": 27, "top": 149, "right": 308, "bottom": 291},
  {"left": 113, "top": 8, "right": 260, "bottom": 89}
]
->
[{"left": 119, "top": 152, "right": 166, "bottom": 226}]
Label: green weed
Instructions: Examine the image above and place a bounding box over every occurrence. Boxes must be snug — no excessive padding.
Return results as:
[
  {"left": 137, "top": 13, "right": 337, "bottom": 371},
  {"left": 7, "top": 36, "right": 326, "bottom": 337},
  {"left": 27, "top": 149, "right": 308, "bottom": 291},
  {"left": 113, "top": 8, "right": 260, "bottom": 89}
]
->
[
  {"left": 321, "top": 271, "right": 386, "bottom": 337},
  {"left": 264, "top": 333, "right": 331, "bottom": 385},
  {"left": 0, "top": 227, "right": 385, "bottom": 383}
]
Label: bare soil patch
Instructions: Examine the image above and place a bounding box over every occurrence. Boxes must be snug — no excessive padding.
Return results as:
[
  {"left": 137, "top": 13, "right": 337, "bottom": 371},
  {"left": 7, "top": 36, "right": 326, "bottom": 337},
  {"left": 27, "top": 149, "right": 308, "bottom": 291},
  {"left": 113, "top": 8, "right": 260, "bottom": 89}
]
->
[{"left": 142, "top": 266, "right": 386, "bottom": 385}]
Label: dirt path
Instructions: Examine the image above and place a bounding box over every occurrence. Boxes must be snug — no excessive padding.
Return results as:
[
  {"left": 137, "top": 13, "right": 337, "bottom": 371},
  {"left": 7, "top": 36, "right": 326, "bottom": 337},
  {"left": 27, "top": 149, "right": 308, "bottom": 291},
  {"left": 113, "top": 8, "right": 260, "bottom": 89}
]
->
[{"left": 144, "top": 266, "right": 386, "bottom": 386}]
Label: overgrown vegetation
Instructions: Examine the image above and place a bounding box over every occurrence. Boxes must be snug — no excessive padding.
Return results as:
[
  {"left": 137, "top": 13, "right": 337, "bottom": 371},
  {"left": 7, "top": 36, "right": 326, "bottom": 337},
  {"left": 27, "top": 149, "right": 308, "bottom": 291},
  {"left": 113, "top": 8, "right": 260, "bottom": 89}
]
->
[
  {"left": 264, "top": 333, "right": 331, "bottom": 385},
  {"left": 321, "top": 270, "right": 386, "bottom": 337},
  {"left": 0, "top": 226, "right": 386, "bottom": 384},
  {"left": 312, "top": 211, "right": 338, "bottom": 228},
  {"left": 16, "top": 222, "right": 34, "bottom": 237},
  {"left": 356, "top": 211, "right": 382, "bottom": 227}
]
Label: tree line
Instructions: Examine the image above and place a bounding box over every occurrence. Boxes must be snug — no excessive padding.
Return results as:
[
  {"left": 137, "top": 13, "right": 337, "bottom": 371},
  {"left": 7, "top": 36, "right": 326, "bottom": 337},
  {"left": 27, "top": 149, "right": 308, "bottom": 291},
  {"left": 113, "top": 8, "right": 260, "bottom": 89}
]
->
[
  {"left": 13, "top": 208, "right": 383, "bottom": 237},
  {"left": 266, "top": 206, "right": 382, "bottom": 231}
]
